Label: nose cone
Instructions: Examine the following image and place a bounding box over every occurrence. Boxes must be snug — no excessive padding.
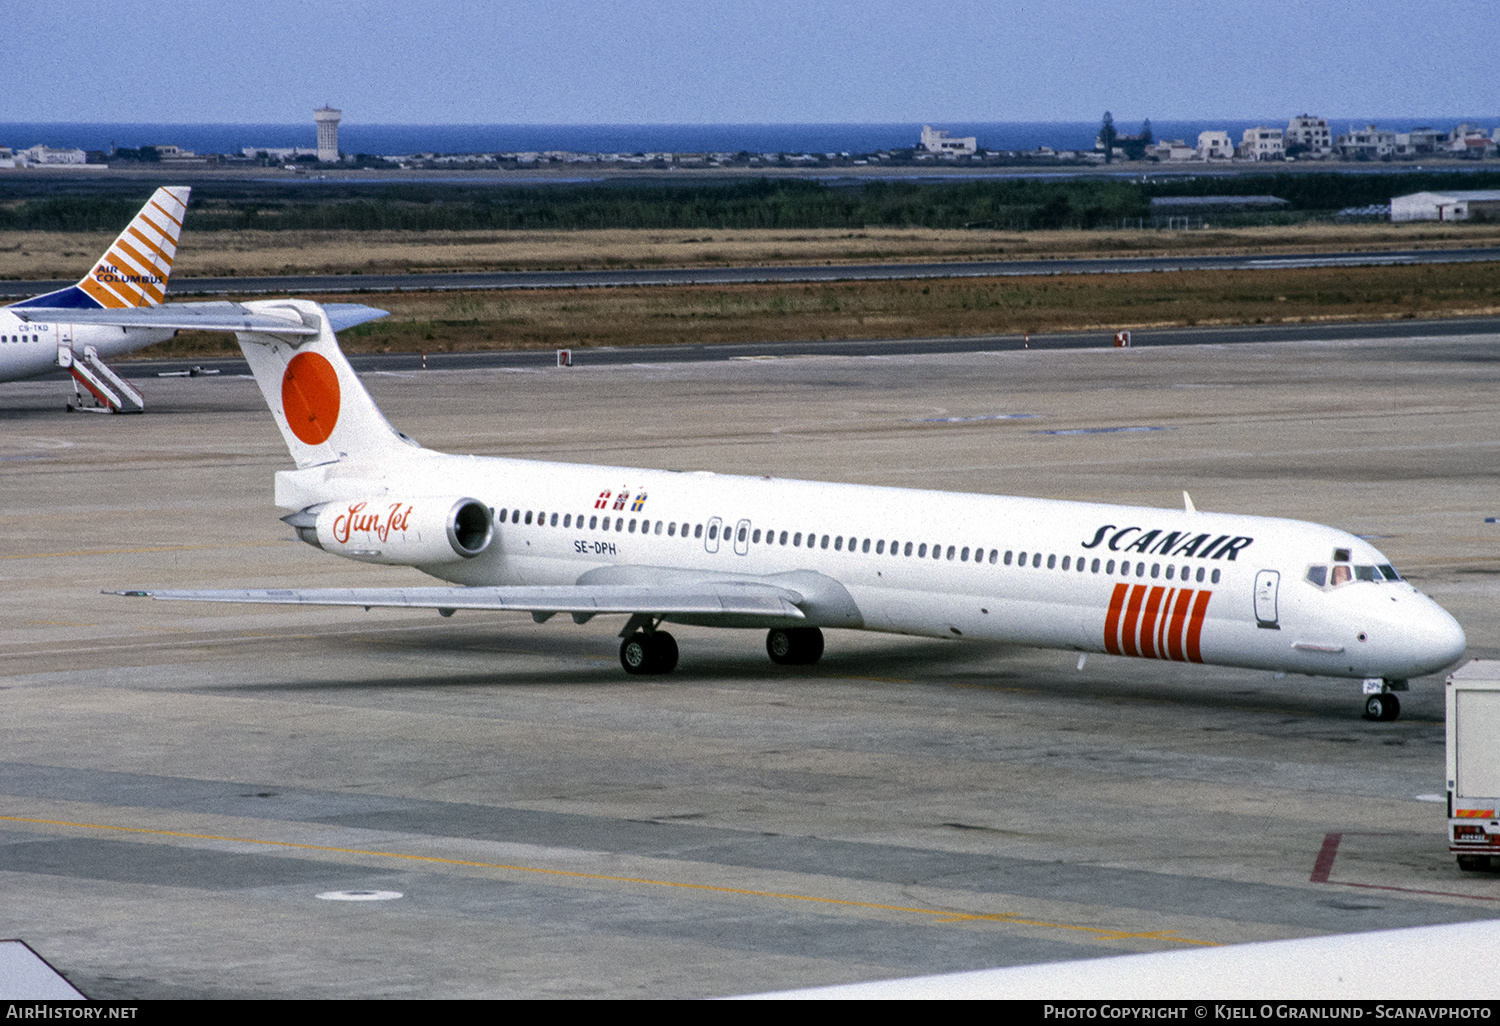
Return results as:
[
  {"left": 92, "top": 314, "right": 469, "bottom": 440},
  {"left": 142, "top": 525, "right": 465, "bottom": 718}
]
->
[{"left": 1388, "top": 595, "right": 1467, "bottom": 677}]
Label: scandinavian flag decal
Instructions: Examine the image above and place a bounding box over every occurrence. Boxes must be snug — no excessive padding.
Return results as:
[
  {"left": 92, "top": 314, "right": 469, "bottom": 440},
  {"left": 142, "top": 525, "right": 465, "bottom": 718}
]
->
[{"left": 1103, "top": 583, "right": 1211, "bottom": 662}]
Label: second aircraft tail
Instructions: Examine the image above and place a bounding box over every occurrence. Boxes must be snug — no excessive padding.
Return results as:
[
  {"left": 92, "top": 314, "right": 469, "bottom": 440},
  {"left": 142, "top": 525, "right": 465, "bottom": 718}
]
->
[{"left": 11, "top": 187, "right": 190, "bottom": 310}]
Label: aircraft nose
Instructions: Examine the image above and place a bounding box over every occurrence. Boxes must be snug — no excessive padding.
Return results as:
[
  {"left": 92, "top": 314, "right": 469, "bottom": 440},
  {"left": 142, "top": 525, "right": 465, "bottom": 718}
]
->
[{"left": 1408, "top": 598, "right": 1467, "bottom": 674}]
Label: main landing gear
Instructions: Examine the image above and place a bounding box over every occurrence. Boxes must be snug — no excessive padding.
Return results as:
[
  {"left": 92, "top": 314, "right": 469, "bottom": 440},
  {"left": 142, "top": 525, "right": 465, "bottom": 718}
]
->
[
  {"left": 767, "top": 627, "right": 824, "bottom": 666},
  {"left": 618, "top": 625, "right": 826, "bottom": 675},
  {"left": 620, "top": 631, "right": 678, "bottom": 675}
]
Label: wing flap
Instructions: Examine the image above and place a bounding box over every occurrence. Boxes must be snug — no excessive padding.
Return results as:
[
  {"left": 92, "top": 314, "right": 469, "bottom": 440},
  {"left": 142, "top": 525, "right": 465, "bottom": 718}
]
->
[{"left": 113, "top": 583, "right": 806, "bottom": 619}]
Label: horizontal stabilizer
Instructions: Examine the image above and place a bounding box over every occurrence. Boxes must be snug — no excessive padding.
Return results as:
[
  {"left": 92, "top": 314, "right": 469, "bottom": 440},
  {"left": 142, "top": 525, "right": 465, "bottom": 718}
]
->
[
  {"left": 113, "top": 583, "right": 807, "bottom": 620},
  {"left": 14, "top": 302, "right": 388, "bottom": 336},
  {"left": 15, "top": 303, "right": 318, "bottom": 335}
]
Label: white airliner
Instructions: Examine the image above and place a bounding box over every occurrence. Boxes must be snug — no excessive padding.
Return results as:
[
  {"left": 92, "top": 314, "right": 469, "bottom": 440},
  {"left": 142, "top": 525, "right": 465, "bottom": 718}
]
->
[
  {"left": 120, "top": 299, "right": 1467, "bottom": 720},
  {"left": 4, "top": 187, "right": 384, "bottom": 411}
]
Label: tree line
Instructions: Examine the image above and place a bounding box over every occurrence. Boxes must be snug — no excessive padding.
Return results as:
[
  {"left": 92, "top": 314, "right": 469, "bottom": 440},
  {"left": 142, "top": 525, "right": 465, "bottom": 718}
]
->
[{"left": 2, "top": 172, "right": 1498, "bottom": 233}]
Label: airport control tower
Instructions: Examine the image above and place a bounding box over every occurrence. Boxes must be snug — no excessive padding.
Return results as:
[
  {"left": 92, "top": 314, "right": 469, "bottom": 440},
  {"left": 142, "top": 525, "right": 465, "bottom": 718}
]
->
[{"left": 314, "top": 106, "right": 341, "bottom": 162}]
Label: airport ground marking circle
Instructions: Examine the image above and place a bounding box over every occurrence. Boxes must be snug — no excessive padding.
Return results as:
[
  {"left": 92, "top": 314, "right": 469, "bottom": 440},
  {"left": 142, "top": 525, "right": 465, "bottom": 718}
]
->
[
  {"left": 0, "top": 814, "right": 1218, "bottom": 946},
  {"left": 317, "top": 890, "right": 403, "bottom": 901}
]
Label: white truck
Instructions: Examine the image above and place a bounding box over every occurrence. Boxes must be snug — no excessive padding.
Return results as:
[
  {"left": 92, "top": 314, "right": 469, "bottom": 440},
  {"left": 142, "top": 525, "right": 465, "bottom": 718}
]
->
[{"left": 1447, "top": 660, "right": 1500, "bottom": 871}]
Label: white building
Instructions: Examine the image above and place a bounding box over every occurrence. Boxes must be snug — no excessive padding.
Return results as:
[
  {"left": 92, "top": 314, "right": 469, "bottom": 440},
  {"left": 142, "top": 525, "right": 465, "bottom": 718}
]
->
[
  {"left": 1285, "top": 115, "right": 1332, "bottom": 159},
  {"left": 920, "top": 125, "right": 977, "bottom": 155},
  {"left": 1238, "top": 127, "right": 1284, "bottom": 161},
  {"left": 1336, "top": 125, "right": 1395, "bottom": 160},
  {"left": 315, "top": 106, "right": 341, "bottom": 162},
  {"left": 1196, "top": 131, "right": 1234, "bottom": 161},
  {"left": 1395, "top": 127, "right": 1446, "bottom": 157},
  {"left": 1390, "top": 190, "right": 1500, "bottom": 222},
  {"left": 18, "top": 144, "right": 87, "bottom": 166},
  {"left": 1445, "top": 123, "right": 1495, "bottom": 158},
  {"left": 1150, "top": 139, "right": 1197, "bottom": 162}
]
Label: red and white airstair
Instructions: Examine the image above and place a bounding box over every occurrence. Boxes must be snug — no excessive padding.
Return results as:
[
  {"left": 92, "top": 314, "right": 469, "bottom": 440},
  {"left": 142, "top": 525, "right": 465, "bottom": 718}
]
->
[{"left": 59, "top": 344, "right": 145, "bottom": 414}]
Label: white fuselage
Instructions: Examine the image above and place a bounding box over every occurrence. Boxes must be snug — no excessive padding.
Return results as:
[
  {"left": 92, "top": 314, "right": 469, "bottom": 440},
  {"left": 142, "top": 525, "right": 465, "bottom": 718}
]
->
[
  {"left": 277, "top": 447, "right": 1468, "bottom": 682},
  {"left": 0, "top": 308, "right": 171, "bottom": 382}
]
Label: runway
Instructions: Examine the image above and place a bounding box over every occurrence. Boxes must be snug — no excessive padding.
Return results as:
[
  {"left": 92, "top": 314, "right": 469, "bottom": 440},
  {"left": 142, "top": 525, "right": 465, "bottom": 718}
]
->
[
  {"left": 3, "top": 329, "right": 1500, "bottom": 997},
  {"left": 3, "top": 245, "right": 1498, "bottom": 299}
]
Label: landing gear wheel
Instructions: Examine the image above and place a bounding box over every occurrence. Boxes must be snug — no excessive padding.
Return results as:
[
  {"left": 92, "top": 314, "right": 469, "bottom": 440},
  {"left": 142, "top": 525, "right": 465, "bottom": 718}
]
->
[
  {"left": 766, "top": 627, "right": 824, "bottom": 666},
  {"left": 647, "top": 631, "right": 678, "bottom": 674},
  {"left": 1364, "top": 693, "right": 1401, "bottom": 721},
  {"left": 620, "top": 633, "right": 651, "bottom": 675},
  {"left": 619, "top": 631, "right": 678, "bottom": 675}
]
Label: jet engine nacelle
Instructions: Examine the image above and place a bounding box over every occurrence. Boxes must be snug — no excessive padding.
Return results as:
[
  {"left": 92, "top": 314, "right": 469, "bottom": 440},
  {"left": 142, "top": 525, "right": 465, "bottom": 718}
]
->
[{"left": 295, "top": 497, "right": 494, "bottom": 565}]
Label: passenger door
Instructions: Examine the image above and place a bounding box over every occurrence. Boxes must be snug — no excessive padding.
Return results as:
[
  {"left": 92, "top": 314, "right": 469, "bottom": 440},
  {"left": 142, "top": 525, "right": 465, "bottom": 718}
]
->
[
  {"left": 1254, "top": 570, "right": 1280, "bottom": 629},
  {"left": 734, "top": 519, "right": 751, "bottom": 556},
  {"left": 705, "top": 516, "right": 722, "bottom": 554}
]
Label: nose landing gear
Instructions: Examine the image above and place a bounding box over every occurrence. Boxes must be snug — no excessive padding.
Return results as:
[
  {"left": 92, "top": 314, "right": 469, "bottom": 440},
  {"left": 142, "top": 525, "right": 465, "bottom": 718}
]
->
[
  {"left": 1363, "top": 692, "right": 1400, "bottom": 721},
  {"left": 1362, "top": 678, "right": 1407, "bottom": 721}
]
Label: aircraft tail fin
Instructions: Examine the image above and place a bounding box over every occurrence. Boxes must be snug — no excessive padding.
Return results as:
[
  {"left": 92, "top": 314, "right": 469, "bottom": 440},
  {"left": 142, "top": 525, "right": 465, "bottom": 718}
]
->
[
  {"left": 235, "top": 298, "right": 418, "bottom": 470},
  {"left": 11, "top": 187, "right": 190, "bottom": 311}
]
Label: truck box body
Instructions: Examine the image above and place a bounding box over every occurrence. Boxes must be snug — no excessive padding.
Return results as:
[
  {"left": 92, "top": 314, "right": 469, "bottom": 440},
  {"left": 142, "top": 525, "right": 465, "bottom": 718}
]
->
[{"left": 1446, "top": 660, "right": 1500, "bottom": 868}]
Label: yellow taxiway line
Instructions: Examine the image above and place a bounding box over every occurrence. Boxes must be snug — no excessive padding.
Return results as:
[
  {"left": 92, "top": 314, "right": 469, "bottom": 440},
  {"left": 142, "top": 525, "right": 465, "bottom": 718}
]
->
[{"left": 0, "top": 812, "right": 1217, "bottom": 947}]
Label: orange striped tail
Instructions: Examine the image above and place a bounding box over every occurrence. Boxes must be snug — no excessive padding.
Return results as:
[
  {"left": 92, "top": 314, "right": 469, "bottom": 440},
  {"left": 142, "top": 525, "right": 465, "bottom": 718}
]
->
[{"left": 76, "top": 187, "right": 190, "bottom": 309}]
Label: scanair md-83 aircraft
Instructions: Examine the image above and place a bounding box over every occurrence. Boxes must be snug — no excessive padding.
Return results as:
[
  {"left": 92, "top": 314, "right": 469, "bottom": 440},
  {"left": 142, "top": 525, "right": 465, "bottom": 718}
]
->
[
  {"left": 120, "top": 299, "right": 1467, "bottom": 720},
  {"left": 4, "top": 187, "right": 384, "bottom": 411}
]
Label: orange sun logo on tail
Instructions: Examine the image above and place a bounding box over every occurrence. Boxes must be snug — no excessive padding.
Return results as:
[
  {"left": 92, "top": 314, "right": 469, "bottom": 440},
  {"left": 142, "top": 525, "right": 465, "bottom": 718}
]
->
[{"left": 281, "top": 352, "right": 341, "bottom": 445}]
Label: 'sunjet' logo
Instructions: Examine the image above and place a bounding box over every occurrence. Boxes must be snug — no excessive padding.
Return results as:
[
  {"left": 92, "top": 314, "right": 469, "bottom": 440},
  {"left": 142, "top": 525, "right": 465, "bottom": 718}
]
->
[{"left": 333, "top": 502, "right": 413, "bottom": 545}]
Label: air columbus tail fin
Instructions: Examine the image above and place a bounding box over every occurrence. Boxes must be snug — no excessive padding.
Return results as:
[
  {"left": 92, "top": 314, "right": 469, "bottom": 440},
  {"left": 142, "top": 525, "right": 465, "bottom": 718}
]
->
[
  {"left": 11, "top": 187, "right": 190, "bottom": 310},
  {"left": 234, "top": 298, "right": 415, "bottom": 470}
]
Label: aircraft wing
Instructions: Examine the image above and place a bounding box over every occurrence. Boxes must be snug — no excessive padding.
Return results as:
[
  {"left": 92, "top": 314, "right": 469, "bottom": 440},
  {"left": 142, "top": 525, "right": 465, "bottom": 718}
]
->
[
  {"left": 113, "top": 582, "right": 807, "bottom": 620},
  {"left": 13, "top": 302, "right": 388, "bottom": 335}
]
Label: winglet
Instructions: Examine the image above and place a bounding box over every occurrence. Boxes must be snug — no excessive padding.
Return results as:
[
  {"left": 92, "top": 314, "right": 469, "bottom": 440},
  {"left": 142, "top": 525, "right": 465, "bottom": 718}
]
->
[{"left": 1183, "top": 491, "right": 1197, "bottom": 514}]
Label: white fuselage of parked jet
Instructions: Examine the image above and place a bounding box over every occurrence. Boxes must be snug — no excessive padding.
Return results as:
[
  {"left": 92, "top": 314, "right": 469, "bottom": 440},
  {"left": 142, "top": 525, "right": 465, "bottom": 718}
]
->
[
  {"left": 0, "top": 309, "right": 172, "bottom": 381},
  {"left": 122, "top": 299, "right": 1468, "bottom": 718},
  {"left": 274, "top": 446, "right": 1464, "bottom": 684}
]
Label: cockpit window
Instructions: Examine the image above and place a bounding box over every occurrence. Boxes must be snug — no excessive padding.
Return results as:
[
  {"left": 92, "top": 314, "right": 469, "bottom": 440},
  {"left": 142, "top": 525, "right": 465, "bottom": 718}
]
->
[{"left": 1308, "top": 562, "right": 1402, "bottom": 588}]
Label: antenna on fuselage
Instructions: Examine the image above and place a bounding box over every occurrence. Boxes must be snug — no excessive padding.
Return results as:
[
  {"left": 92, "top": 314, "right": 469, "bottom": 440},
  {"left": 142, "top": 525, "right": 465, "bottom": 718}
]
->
[{"left": 1183, "top": 491, "right": 1197, "bottom": 514}]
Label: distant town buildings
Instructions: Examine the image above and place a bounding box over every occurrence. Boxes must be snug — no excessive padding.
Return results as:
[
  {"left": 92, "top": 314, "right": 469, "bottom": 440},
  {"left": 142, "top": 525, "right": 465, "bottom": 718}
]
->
[
  {"left": 1337, "top": 125, "right": 1396, "bottom": 160},
  {"left": 1196, "top": 131, "right": 1234, "bottom": 161},
  {"left": 315, "top": 106, "right": 341, "bottom": 162},
  {"left": 12, "top": 144, "right": 87, "bottom": 166},
  {"left": 1239, "top": 127, "right": 1284, "bottom": 161},
  {"left": 919, "top": 125, "right": 977, "bottom": 155},
  {"left": 1285, "top": 115, "right": 1332, "bottom": 158}
]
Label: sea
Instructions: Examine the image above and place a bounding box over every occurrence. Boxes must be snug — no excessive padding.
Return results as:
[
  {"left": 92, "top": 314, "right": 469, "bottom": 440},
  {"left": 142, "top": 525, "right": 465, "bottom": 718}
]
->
[{"left": 1, "top": 120, "right": 1494, "bottom": 157}]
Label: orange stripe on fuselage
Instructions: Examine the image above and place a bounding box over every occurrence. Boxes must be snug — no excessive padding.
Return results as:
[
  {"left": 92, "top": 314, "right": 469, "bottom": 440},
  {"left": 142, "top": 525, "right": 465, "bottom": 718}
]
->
[
  {"left": 1103, "top": 582, "right": 1129, "bottom": 655},
  {"left": 1166, "top": 588, "right": 1194, "bottom": 662},
  {"left": 1119, "top": 584, "right": 1148, "bottom": 658},
  {"left": 1186, "top": 590, "right": 1213, "bottom": 663},
  {"left": 1138, "top": 586, "right": 1166, "bottom": 659}
]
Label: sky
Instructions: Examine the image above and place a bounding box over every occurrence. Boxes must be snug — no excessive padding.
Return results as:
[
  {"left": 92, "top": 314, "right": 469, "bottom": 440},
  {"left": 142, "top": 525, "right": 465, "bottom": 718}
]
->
[{"left": 4, "top": 0, "right": 1496, "bottom": 125}]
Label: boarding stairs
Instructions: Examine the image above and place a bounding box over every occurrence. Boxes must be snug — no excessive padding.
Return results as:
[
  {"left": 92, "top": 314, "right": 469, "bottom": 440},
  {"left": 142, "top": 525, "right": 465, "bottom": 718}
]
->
[{"left": 59, "top": 345, "right": 144, "bottom": 414}]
